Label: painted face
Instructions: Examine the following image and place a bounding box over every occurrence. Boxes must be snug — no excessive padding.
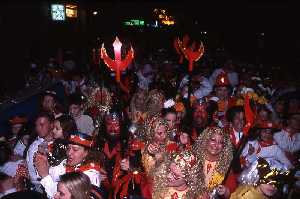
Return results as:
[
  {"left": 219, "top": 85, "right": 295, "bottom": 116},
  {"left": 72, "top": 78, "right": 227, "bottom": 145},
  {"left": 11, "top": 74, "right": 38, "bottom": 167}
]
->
[
  {"left": 54, "top": 182, "right": 72, "bottom": 199},
  {"left": 260, "top": 129, "right": 273, "bottom": 141},
  {"left": 42, "top": 95, "right": 56, "bottom": 112},
  {"left": 105, "top": 117, "right": 121, "bottom": 136},
  {"left": 206, "top": 133, "right": 224, "bottom": 157},
  {"left": 67, "top": 144, "right": 88, "bottom": 167},
  {"left": 259, "top": 183, "right": 277, "bottom": 197},
  {"left": 193, "top": 105, "right": 208, "bottom": 128},
  {"left": 35, "top": 117, "right": 52, "bottom": 138},
  {"left": 154, "top": 125, "right": 167, "bottom": 144},
  {"left": 165, "top": 112, "right": 176, "bottom": 130},
  {"left": 53, "top": 120, "right": 64, "bottom": 139},
  {"left": 215, "top": 86, "right": 229, "bottom": 100},
  {"left": 232, "top": 111, "right": 245, "bottom": 132},
  {"left": 69, "top": 104, "right": 81, "bottom": 118}
]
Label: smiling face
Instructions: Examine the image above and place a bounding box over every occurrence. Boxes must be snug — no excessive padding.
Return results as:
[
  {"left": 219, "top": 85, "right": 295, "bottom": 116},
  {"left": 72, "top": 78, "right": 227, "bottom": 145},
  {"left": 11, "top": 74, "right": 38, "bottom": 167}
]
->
[
  {"left": 258, "top": 183, "right": 277, "bottom": 197},
  {"left": 154, "top": 124, "right": 167, "bottom": 144},
  {"left": 66, "top": 144, "right": 88, "bottom": 167},
  {"left": 260, "top": 129, "right": 273, "bottom": 142},
  {"left": 206, "top": 133, "right": 224, "bottom": 159},
  {"left": 167, "top": 162, "right": 184, "bottom": 181}
]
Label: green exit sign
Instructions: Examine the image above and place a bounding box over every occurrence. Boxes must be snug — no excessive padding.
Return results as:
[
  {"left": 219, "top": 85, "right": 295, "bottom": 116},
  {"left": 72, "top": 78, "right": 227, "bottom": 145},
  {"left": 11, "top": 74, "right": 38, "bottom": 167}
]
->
[{"left": 124, "top": 19, "right": 145, "bottom": 26}]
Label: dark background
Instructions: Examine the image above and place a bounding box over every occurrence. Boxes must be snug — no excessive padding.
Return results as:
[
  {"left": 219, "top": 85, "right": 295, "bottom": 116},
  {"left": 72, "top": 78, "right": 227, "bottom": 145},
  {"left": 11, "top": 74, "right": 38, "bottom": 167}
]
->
[{"left": 1, "top": 1, "right": 299, "bottom": 94}]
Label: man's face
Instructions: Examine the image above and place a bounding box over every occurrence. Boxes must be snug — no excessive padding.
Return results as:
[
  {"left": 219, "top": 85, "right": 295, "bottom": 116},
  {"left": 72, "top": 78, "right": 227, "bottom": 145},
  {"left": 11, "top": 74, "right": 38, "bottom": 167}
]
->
[
  {"left": 67, "top": 144, "right": 88, "bottom": 166},
  {"left": 288, "top": 114, "right": 300, "bottom": 131},
  {"left": 69, "top": 104, "right": 81, "bottom": 118},
  {"left": 165, "top": 112, "right": 177, "bottom": 130},
  {"left": 232, "top": 111, "right": 245, "bottom": 132},
  {"left": 42, "top": 95, "right": 56, "bottom": 112},
  {"left": 35, "top": 117, "right": 53, "bottom": 138},
  {"left": 193, "top": 105, "right": 208, "bottom": 128},
  {"left": 105, "top": 117, "right": 121, "bottom": 136},
  {"left": 11, "top": 123, "right": 23, "bottom": 135},
  {"left": 215, "top": 86, "right": 229, "bottom": 100}
]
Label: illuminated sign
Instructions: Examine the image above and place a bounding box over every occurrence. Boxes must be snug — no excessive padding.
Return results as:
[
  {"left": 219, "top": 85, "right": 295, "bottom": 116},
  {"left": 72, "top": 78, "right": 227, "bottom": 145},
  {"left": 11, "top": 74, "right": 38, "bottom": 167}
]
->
[
  {"left": 51, "top": 4, "right": 65, "bottom": 21},
  {"left": 66, "top": 4, "right": 78, "bottom": 18},
  {"left": 124, "top": 19, "right": 145, "bottom": 26}
]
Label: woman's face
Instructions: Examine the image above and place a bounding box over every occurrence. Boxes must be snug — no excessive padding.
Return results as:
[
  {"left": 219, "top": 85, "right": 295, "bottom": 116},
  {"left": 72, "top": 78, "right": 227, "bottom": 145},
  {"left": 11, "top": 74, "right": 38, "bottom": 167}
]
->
[
  {"left": 53, "top": 120, "right": 64, "bottom": 139},
  {"left": 206, "top": 133, "right": 224, "bottom": 158},
  {"left": 154, "top": 125, "right": 167, "bottom": 144},
  {"left": 180, "top": 133, "right": 190, "bottom": 145},
  {"left": 167, "top": 162, "right": 185, "bottom": 186},
  {"left": 259, "top": 183, "right": 277, "bottom": 197},
  {"left": 165, "top": 112, "right": 176, "bottom": 130},
  {"left": 54, "top": 182, "right": 72, "bottom": 199}
]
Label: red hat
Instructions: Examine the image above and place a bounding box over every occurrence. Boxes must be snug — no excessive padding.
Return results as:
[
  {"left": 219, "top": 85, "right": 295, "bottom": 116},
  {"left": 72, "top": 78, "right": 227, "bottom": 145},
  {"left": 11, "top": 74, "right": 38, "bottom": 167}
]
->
[
  {"left": 9, "top": 116, "right": 27, "bottom": 125},
  {"left": 215, "top": 72, "right": 230, "bottom": 87}
]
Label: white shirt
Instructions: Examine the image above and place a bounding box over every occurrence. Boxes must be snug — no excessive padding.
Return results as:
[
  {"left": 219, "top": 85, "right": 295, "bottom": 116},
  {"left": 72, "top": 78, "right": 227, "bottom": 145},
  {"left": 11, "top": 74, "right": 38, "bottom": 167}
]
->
[
  {"left": 273, "top": 129, "right": 300, "bottom": 154},
  {"left": 241, "top": 140, "right": 293, "bottom": 169},
  {"left": 179, "top": 75, "right": 213, "bottom": 99},
  {"left": 40, "top": 159, "right": 101, "bottom": 199},
  {"left": 0, "top": 160, "right": 24, "bottom": 177},
  {"left": 26, "top": 137, "right": 44, "bottom": 185},
  {"left": 14, "top": 140, "right": 26, "bottom": 157},
  {"left": 74, "top": 114, "right": 95, "bottom": 136}
]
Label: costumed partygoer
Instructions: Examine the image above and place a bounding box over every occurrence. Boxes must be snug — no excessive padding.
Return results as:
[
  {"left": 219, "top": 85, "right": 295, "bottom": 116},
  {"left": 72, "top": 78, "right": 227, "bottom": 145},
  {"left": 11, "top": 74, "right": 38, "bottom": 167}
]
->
[
  {"left": 240, "top": 121, "right": 293, "bottom": 170},
  {"left": 192, "top": 127, "right": 233, "bottom": 198},
  {"left": 7, "top": 115, "right": 30, "bottom": 158},
  {"left": 152, "top": 149, "right": 204, "bottom": 199},
  {"left": 141, "top": 116, "right": 178, "bottom": 176},
  {"left": 211, "top": 72, "right": 236, "bottom": 123},
  {"left": 232, "top": 157, "right": 290, "bottom": 199},
  {"left": 97, "top": 106, "right": 128, "bottom": 198},
  {"left": 34, "top": 131, "right": 102, "bottom": 198}
]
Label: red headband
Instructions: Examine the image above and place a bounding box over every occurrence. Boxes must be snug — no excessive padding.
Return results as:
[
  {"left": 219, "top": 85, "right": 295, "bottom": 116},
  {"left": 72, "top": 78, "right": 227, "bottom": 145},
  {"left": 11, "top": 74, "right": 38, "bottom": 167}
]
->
[{"left": 69, "top": 135, "right": 93, "bottom": 148}]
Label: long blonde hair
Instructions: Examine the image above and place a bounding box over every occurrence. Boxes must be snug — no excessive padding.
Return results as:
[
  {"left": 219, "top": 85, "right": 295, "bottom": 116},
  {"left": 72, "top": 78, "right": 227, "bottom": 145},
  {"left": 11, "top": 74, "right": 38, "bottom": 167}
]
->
[{"left": 59, "top": 172, "right": 91, "bottom": 199}]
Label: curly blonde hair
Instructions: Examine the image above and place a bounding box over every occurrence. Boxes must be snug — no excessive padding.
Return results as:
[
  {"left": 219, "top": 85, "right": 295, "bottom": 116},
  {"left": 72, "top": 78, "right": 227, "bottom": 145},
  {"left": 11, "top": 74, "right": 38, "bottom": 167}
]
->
[
  {"left": 152, "top": 150, "right": 205, "bottom": 199},
  {"left": 192, "top": 127, "right": 233, "bottom": 191}
]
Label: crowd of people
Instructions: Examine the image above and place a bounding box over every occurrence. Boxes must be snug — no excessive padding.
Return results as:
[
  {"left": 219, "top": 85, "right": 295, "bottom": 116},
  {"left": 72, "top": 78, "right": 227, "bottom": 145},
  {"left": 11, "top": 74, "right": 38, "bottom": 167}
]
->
[{"left": 0, "top": 36, "right": 299, "bottom": 199}]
